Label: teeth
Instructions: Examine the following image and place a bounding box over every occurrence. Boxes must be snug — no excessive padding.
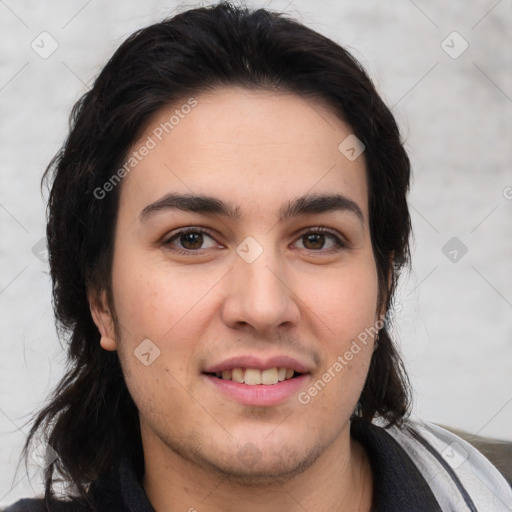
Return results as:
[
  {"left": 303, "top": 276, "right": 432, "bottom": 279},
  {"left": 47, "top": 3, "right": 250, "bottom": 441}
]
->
[
  {"left": 216, "top": 367, "right": 297, "bottom": 385},
  {"left": 231, "top": 368, "right": 244, "bottom": 383},
  {"left": 261, "top": 368, "right": 278, "bottom": 385},
  {"left": 244, "top": 368, "right": 262, "bottom": 385}
]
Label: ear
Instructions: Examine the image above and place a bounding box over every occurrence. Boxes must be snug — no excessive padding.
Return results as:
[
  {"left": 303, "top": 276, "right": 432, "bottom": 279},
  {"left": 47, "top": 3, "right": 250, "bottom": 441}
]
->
[{"left": 89, "top": 289, "right": 117, "bottom": 351}]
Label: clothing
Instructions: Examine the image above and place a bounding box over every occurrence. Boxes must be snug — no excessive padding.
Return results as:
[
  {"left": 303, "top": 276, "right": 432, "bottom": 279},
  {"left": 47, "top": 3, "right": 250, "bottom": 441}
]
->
[{"left": 5, "top": 418, "right": 512, "bottom": 511}]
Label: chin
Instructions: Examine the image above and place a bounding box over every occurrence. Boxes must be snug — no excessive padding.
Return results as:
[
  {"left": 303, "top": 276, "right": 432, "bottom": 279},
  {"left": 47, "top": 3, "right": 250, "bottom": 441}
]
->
[{"left": 191, "top": 439, "right": 326, "bottom": 486}]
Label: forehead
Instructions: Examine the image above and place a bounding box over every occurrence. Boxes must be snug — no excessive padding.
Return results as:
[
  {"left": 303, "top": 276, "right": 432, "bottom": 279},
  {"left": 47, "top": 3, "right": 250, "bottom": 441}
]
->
[{"left": 118, "top": 87, "right": 368, "bottom": 222}]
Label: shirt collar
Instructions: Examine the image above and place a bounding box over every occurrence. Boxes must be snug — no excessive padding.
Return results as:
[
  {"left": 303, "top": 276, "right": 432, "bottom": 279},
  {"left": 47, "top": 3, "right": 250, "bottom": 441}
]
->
[
  {"left": 89, "top": 421, "right": 442, "bottom": 512},
  {"left": 350, "top": 420, "right": 442, "bottom": 511}
]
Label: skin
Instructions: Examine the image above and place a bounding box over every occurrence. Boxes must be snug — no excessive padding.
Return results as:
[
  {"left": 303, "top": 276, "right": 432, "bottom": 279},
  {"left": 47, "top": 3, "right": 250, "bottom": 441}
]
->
[{"left": 90, "top": 87, "right": 383, "bottom": 511}]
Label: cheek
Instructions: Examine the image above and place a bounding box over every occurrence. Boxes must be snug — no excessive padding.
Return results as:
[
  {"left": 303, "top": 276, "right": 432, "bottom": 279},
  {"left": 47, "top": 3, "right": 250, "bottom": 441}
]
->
[
  {"left": 109, "top": 255, "right": 226, "bottom": 409},
  {"left": 304, "top": 263, "right": 380, "bottom": 340},
  {"left": 299, "top": 262, "right": 379, "bottom": 407},
  {"left": 110, "top": 262, "right": 204, "bottom": 420},
  {"left": 110, "top": 252, "right": 223, "bottom": 342}
]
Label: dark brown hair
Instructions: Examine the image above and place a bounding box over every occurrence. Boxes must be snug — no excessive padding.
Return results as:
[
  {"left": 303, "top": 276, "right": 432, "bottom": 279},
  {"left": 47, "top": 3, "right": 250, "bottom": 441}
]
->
[{"left": 24, "top": 1, "right": 412, "bottom": 505}]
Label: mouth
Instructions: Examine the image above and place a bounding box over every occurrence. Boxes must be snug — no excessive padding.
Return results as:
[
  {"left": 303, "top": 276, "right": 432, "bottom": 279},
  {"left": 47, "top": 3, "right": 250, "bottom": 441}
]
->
[
  {"left": 202, "top": 365, "right": 311, "bottom": 406},
  {"left": 202, "top": 355, "right": 312, "bottom": 405},
  {"left": 204, "top": 367, "right": 304, "bottom": 385}
]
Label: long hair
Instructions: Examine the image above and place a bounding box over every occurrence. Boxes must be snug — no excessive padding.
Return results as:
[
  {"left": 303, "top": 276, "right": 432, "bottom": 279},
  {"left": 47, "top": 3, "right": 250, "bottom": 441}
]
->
[{"left": 24, "top": 1, "right": 412, "bottom": 505}]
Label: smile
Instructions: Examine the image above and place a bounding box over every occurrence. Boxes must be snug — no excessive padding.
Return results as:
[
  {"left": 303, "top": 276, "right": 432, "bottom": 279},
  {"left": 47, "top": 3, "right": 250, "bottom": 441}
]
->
[
  {"left": 203, "top": 370, "right": 310, "bottom": 406},
  {"left": 210, "top": 367, "right": 299, "bottom": 385}
]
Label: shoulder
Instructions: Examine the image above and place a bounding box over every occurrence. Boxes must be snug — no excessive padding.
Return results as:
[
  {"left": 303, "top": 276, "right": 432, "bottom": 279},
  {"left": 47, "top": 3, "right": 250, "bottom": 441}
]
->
[
  {"left": 382, "top": 417, "right": 512, "bottom": 511},
  {"left": 3, "top": 499, "right": 45, "bottom": 512},
  {"left": 3, "top": 497, "right": 90, "bottom": 512},
  {"left": 3, "top": 456, "right": 146, "bottom": 512}
]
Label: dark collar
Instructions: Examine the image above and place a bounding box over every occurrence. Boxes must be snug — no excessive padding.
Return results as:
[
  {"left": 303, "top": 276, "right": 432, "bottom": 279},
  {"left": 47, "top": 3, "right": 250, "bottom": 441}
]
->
[
  {"left": 350, "top": 420, "right": 442, "bottom": 511},
  {"left": 86, "top": 421, "right": 442, "bottom": 512},
  {"left": 88, "top": 456, "right": 155, "bottom": 512}
]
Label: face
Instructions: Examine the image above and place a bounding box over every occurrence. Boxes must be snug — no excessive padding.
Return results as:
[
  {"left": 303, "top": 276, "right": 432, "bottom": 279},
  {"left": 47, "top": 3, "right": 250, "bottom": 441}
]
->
[{"left": 92, "top": 86, "right": 382, "bottom": 483}]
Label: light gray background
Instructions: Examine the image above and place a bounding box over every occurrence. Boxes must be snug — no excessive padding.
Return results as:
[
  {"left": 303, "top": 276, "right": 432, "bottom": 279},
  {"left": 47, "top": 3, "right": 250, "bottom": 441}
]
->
[{"left": 1, "top": 0, "right": 511, "bottom": 505}]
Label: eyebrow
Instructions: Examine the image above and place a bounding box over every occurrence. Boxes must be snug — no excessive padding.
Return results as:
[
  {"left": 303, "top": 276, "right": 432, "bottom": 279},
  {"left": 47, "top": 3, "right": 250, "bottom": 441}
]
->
[{"left": 139, "top": 192, "right": 364, "bottom": 224}]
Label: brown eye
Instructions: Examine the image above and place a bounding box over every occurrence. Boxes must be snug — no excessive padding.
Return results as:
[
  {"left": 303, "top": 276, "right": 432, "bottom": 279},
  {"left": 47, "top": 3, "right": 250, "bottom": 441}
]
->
[
  {"left": 302, "top": 233, "right": 327, "bottom": 250},
  {"left": 293, "top": 228, "right": 345, "bottom": 252},
  {"left": 179, "top": 231, "right": 204, "bottom": 250},
  {"left": 163, "top": 228, "right": 219, "bottom": 254}
]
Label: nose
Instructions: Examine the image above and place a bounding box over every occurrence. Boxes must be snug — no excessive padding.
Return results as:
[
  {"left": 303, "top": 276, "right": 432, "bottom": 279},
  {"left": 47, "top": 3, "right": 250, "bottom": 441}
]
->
[{"left": 220, "top": 247, "right": 301, "bottom": 336}]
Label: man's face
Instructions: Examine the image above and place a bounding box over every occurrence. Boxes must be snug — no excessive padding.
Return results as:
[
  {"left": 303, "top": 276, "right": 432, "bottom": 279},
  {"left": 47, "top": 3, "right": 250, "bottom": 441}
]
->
[{"left": 97, "top": 87, "right": 382, "bottom": 481}]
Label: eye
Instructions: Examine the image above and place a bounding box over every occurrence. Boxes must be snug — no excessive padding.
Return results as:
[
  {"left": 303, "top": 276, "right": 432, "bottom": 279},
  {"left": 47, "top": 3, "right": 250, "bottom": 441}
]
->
[
  {"left": 162, "top": 226, "right": 347, "bottom": 256},
  {"left": 292, "top": 228, "right": 346, "bottom": 252},
  {"left": 163, "top": 228, "right": 220, "bottom": 254}
]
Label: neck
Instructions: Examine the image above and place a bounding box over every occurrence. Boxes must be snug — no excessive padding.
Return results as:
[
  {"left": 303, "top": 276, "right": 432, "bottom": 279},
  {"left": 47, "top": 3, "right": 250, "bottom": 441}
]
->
[{"left": 142, "top": 424, "right": 373, "bottom": 512}]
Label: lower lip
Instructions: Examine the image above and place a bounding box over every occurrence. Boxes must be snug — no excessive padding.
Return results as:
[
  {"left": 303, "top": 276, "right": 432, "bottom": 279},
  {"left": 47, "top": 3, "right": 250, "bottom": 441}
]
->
[{"left": 203, "top": 374, "right": 310, "bottom": 406}]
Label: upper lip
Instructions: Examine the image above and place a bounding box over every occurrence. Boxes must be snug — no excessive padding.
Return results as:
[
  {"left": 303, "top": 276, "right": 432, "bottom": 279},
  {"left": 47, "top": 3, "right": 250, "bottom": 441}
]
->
[{"left": 203, "top": 355, "right": 312, "bottom": 374}]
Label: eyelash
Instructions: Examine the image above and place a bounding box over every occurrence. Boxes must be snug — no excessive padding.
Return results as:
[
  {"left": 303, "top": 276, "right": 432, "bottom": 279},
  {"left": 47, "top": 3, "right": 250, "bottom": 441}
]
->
[{"left": 162, "top": 226, "right": 347, "bottom": 256}]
